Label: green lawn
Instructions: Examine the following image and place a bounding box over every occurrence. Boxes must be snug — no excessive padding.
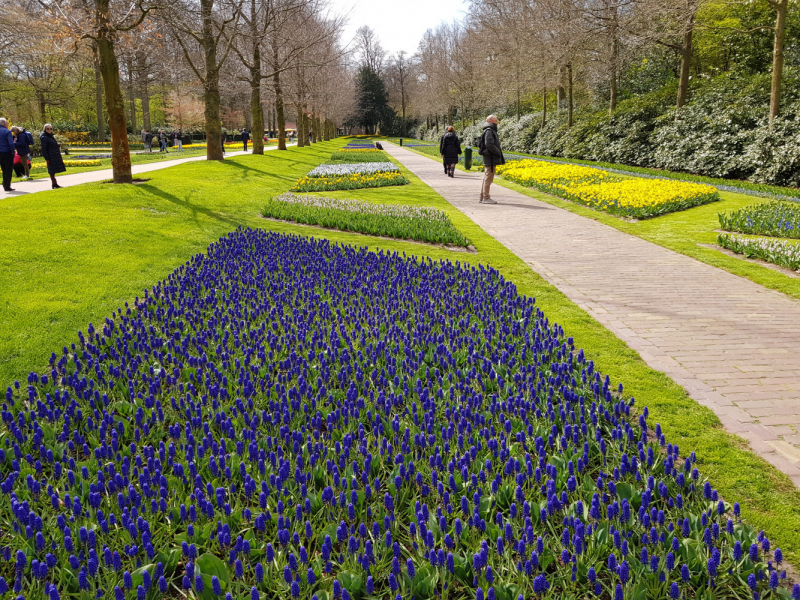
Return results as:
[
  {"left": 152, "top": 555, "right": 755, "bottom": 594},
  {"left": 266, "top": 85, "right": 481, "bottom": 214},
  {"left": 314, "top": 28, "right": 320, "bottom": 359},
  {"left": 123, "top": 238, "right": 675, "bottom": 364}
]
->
[
  {"left": 401, "top": 143, "right": 800, "bottom": 301},
  {"left": 2, "top": 138, "right": 800, "bottom": 571}
]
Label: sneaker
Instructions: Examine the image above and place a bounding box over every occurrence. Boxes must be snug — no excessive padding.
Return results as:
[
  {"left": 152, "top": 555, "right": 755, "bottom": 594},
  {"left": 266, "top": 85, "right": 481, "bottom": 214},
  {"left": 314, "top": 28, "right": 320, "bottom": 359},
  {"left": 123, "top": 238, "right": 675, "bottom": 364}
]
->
[{"left": 482, "top": 198, "right": 497, "bottom": 204}]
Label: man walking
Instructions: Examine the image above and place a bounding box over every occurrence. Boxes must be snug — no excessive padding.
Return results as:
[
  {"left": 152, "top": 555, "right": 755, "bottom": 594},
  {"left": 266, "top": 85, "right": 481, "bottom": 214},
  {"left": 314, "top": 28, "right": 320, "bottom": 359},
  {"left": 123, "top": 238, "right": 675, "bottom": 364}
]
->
[
  {"left": 479, "top": 114, "right": 505, "bottom": 204},
  {"left": 0, "top": 118, "right": 15, "bottom": 192},
  {"left": 241, "top": 128, "right": 250, "bottom": 152}
]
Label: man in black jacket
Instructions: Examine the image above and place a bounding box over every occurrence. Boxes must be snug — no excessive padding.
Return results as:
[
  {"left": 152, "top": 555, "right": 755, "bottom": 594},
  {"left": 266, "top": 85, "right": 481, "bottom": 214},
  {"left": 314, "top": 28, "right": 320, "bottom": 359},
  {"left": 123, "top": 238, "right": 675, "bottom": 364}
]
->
[{"left": 479, "top": 115, "right": 505, "bottom": 204}]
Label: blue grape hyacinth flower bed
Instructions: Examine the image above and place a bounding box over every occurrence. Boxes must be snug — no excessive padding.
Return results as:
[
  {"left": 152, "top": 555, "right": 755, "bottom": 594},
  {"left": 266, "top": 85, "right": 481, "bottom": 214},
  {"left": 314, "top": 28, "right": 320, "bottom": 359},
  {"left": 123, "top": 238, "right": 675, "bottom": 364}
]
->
[{"left": 1, "top": 228, "right": 796, "bottom": 600}]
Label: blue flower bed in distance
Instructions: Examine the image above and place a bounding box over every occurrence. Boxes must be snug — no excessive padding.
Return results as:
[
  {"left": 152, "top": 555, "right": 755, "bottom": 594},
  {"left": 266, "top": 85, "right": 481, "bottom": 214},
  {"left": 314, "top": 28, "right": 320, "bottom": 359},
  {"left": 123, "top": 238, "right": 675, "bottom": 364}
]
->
[{"left": 1, "top": 229, "right": 795, "bottom": 600}]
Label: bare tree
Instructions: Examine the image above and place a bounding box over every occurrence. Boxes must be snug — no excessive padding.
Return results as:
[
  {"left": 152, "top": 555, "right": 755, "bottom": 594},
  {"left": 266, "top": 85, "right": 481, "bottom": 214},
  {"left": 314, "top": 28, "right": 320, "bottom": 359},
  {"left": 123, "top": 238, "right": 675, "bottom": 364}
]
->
[
  {"left": 168, "top": 0, "right": 243, "bottom": 160},
  {"left": 354, "top": 25, "right": 385, "bottom": 73},
  {"left": 45, "top": 0, "right": 160, "bottom": 182},
  {"left": 385, "top": 51, "right": 416, "bottom": 136}
]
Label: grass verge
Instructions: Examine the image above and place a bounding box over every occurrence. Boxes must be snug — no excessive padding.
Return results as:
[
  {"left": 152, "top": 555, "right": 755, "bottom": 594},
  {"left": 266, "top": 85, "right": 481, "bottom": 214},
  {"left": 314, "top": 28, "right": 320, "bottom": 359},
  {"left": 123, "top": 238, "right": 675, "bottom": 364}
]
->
[{"left": 2, "top": 137, "right": 800, "bottom": 573}]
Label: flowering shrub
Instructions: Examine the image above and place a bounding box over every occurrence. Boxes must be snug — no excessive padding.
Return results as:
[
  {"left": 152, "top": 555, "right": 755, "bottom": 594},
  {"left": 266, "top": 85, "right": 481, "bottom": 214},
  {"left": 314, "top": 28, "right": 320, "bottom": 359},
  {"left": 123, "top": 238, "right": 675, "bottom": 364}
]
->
[
  {"left": 719, "top": 201, "right": 800, "bottom": 239},
  {"left": 307, "top": 163, "right": 400, "bottom": 178},
  {"left": 291, "top": 171, "right": 409, "bottom": 192},
  {"left": 499, "top": 160, "right": 719, "bottom": 219},
  {"left": 718, "top": 233, "right": 800, "bottom": 271},
  {"left": 1, "top": 228, "right": 795, "bottom": 600},
  {"left": 261, "top": 193, "right": 469, "bottom": 246}
]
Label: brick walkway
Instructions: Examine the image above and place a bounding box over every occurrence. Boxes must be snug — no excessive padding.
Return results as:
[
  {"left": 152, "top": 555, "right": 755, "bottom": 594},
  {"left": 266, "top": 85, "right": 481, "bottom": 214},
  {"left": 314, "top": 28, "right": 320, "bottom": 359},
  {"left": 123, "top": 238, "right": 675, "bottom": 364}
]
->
[{"left": 386, "top": 143, "right": 800, "bottom": 487}]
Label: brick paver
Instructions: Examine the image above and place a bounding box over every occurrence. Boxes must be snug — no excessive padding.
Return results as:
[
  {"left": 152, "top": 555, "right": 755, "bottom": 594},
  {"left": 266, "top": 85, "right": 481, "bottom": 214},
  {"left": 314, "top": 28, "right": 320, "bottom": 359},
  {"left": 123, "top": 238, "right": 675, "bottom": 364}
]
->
[{"left": 386, "top": 143, "right": 800, "bottom": 488}]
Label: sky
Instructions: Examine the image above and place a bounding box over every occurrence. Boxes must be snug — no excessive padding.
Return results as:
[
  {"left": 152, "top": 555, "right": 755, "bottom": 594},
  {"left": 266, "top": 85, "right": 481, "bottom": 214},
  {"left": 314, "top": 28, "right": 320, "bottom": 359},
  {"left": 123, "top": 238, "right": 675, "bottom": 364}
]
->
[{"left": 327, "top": 0, "right": 468, "bottom": 57}]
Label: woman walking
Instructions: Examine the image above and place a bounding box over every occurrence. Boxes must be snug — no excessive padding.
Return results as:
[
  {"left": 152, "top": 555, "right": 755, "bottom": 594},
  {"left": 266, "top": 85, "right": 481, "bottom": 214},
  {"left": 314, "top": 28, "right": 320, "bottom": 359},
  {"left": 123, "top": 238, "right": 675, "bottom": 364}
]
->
[
  {"left": 439, "top": 126, "right": 462, "bottom": 178},
  {"left": 40, "top": 123, "right": 66, "bottom": 189}
]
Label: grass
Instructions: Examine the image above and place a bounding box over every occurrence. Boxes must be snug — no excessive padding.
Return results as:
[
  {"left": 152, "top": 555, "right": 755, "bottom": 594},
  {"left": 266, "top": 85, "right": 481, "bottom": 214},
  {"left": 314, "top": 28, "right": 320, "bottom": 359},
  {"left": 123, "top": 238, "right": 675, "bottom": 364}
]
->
[
  {"left": 2, "top": 137, "right": 800, "bottom": 574},
  {"left": 401, "top": 142, "right": 800, "bottom": 301},
  {"left": 12, "top": 148, "right": 208, "bottom": 181}
]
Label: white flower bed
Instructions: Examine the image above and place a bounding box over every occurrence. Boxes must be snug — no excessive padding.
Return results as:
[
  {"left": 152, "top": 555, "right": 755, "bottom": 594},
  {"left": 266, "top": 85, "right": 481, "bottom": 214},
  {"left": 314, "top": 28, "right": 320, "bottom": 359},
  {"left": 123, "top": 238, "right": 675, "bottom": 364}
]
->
[
  {"left": 271, "top": 193, "right": 453, "bottom": 222},
  {"left": 307, "top": 162, "right": 400, "bottom": 178}
]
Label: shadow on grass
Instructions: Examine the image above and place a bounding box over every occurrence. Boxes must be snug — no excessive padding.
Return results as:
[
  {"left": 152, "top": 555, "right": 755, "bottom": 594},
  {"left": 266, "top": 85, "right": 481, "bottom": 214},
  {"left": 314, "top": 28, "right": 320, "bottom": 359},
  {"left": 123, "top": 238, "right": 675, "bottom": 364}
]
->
[{"left": 139, "top": 184, "right": 241, "bottom": 229}]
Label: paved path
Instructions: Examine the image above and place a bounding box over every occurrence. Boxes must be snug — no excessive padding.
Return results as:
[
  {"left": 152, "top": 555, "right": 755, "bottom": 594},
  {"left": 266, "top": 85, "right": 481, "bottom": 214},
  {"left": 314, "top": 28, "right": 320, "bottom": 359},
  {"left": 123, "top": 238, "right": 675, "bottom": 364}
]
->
[
  {"left": 386, "top": 143, "right": 800, "bottom": 487},
  {"left": 0, "top": 148, "right": 278, "bottom": 199}
]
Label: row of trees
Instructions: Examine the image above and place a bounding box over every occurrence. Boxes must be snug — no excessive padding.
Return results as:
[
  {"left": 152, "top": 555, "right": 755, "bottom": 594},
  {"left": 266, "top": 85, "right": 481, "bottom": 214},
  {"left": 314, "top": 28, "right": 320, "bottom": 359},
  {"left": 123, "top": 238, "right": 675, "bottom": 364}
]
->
[
  {"left": 376, "top": 0, "right": 795, "bottom": 135},
  {"left": 0, "top": 0, "right": 354, "bottom": 182}
]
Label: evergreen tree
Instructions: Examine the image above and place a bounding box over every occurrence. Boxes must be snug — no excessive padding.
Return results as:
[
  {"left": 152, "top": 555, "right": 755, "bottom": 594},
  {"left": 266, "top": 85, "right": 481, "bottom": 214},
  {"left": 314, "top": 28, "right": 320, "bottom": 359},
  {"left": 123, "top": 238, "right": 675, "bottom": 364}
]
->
[{"left": 350, "top": 66, "right": 391, "bottom": 134}]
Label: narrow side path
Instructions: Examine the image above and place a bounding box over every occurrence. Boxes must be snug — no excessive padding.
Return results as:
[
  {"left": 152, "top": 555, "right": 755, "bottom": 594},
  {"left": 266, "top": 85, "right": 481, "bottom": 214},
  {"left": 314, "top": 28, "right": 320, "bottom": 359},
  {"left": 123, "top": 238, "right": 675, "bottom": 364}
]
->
[
  {"left": 0, "top": 146, "right": 285, "bottom": 199},
  {"left": 386, "top": 143, "right": 800, "bottom": 487}
]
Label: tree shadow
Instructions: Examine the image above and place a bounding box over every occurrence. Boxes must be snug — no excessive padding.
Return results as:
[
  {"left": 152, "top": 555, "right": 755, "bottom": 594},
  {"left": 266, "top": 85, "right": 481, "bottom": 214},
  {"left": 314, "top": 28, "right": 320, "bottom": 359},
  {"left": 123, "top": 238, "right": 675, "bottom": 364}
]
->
[
  {"left": 138, "top": 184, "right": 241, "bottom": 229},
  {"left": 223, "top": 159, "right": 300, "bottom": 183},
  {"left": 492, "top": 202, "right": 555, "bottom": 211}
]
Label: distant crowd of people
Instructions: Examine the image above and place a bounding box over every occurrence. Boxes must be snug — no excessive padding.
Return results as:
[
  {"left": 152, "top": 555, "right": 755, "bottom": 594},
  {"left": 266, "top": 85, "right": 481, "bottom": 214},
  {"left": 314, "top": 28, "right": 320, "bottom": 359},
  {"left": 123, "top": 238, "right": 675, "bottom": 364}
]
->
[
  {"left": 0, "top": 117, "right": 65, "bottom": 192},
  {"left": 141, "top": 129, "right": 185, "bottom": 153}
]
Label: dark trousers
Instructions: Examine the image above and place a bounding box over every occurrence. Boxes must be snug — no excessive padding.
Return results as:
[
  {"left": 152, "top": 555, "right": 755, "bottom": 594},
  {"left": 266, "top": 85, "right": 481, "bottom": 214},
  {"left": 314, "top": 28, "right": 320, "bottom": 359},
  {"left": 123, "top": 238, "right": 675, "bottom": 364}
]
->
[
  {"left": 243, "top": 140, "right": 248, "bottom": 151},
  {"left": 0, "top": 151, "right": 13, "bottom": 190}
]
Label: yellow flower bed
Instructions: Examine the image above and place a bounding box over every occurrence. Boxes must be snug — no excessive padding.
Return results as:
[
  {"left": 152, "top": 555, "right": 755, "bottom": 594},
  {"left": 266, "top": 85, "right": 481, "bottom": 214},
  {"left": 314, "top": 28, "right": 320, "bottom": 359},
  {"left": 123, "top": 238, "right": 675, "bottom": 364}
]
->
[
  {"left": 497, "top": 159, "right": 719, "bottom": 218},
  {"left": 31, "top": 160, "right": 102, "bottom": 169},
  {"left": 292, "top": 172, "right": 409, "bottom": 192},
  {"left": 498, "top": 159, "right": 616, "bottom": 188}
]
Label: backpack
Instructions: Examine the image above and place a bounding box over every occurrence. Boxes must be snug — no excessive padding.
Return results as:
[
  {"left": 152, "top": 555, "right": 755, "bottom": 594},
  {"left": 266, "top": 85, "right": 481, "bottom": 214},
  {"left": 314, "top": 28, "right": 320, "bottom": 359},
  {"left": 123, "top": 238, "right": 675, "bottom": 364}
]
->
[
  {"left": 26, "top": 131, "right": 34, "bottom": 145},
  {"left": 478, "top": 130, "right": 487, "bottom": 156}
]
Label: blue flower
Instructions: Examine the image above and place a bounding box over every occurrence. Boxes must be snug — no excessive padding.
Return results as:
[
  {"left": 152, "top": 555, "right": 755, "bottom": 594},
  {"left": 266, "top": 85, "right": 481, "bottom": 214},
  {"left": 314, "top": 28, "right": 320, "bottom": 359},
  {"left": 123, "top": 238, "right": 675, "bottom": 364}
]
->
[{"left": 670, "top": 582, "right": 680, "bottom": 599}]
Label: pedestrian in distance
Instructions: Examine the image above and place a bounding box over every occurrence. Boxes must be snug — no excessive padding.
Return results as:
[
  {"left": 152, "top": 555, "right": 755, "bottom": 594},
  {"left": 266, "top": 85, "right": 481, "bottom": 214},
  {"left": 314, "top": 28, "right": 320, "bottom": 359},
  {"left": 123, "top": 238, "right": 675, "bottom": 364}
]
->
[
  {"left": 439, "top": 130, "right": 448, "bottom": 174},
  {"left": 174, "top": 130, "right": 183, "bottom": 152},
  {"left": 478, "top": 114, "right": 505, "bottom": 204},
  {"left": 159, "top": 130, "right": 168, "bottom": 153},
  {"left": 241, "top": 128, "right": 250, "bottom": 152},
  {"left": 40, "top": 123, "right": 66, "bottom": 189},
  {"left": 144, "top": 130, "right": 154, "bottom": 153},
  {"left": 221, "top": 131, "right": 226, "bottom": 155},
  {"left": 12, "top": 126, "right": 34, "bottom": 180},
  {"left": 439, "top": 126, "right": 462, "bottom": 178},
  {"left": 0, "top": 118, "right": 15, "bottom": 192}
]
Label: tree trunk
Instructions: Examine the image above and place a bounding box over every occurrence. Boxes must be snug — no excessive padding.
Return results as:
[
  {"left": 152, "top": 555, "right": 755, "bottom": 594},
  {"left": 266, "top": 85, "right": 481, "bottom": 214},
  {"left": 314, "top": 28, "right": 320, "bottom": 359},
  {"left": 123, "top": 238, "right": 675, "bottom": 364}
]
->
[
  {"left": 770, "top": 0, "right": 788, "bottom": 124},
  {"left": 127, "top": 58, "right": 137, "bottom": 133},
  {"left": 272, "top": 47, "right": 287, "bottom": 150},
  {"left": 608, "top": 0, "right": 619, "bottom": 114},
  {"left": 676, "top": 6, "right": 694, "bottom": 112},
  {"left": 250, "top": 73, "right": 263, "bottom": 154},
  {"left": 201, "top": 0, "right": 223, "bottom": 161},
  {"left": 541, "top": 87, "right": 547, "bottom": 129},
  {"left": 92, "top": 43, "right": 105, "bottom": 142},
  {"left": 557, "top": 66, "right": 565, "bottom": 110},
  {"left": 96, "top": 0, "right": 132, "bottom": 183},
  {"left": 296, "top": 104, "right": 304, "bottom": 147},
  {"left": 568, "top": 62, "right": 574, "bottom": 129},
  {"left": 401, "top": 82, "right": 406, "bottom": 136},
  {"left": 136, "top": 52, "right": 150, "bottom": 132},
  {"left": 37, "top": 92, "right": 46, "bottom": 122}
]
